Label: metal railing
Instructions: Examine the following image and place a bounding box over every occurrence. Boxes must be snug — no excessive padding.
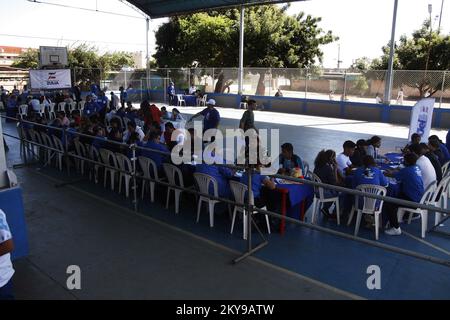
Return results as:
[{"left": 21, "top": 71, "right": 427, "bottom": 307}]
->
[{"left": 2, "top": 114, "right": 450, "bottom": 267}]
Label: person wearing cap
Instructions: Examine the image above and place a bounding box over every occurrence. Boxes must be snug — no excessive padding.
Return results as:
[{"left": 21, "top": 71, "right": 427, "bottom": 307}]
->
[
  {"left": 188, "top": 99, "right": 220, "bottom": 133},
  {"left": 336, "top": 140, "right": 357, "bottom": 177}
]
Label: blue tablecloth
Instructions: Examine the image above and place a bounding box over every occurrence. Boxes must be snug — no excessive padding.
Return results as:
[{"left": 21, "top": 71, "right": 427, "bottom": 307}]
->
[
  {"left": 176, "top": 95, "right": 197, "bottom": 106},
  {"left": 384, "top": 152, "right": 403, "bottom": 163},
  {"left": 277, "top": 183, "right": 314, "bottom": 219}
]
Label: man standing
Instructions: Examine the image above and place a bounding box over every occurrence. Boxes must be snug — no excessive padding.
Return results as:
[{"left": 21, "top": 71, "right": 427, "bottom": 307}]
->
[
  {"left": 110, "top": 92, "right": 119, "bottom": 110},
  {"left": 119, "top": 86, "right": 128, "bottom": 108},
  {"left": 167, "top": 82, "right": 175, "bottom": 106},
  {"left": 239, "top": 99, "right": 256, "bottom": 131},
  {"left": 188, "top": 99, "right": 220, "bottom": 134},
  {"left": 0, "top": 209, "right": 15, "bottom": 300}
]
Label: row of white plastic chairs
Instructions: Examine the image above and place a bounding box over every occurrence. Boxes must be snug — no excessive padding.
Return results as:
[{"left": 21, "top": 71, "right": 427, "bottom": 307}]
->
[
  {"left": 176, "top": 94, "right": 208, "bottom": 107},
  {"left": 21, "top": 126, "right": 265, "bottom": 239},
  {"left": 309, "top": 168, "right": 450, "bottom": 240},
  {"left": 17, "top": 101, "right": 86, "bottom": 120}
]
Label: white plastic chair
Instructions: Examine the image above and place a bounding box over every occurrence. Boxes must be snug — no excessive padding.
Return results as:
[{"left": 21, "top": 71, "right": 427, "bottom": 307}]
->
[
  {"left": 0, "top": 101, "right": 4, "bottom": 111},
  {"left": 38, "top": 104, "right": 47, "bottom": 119},
  {"left": 78, "top": 101, "right": 85, "bottom": 113},
  {"left": 52, "top": 135, "right": 66, "bottom": 171},
  {"left": 57, "top": 102, "right": 66, "bottom": 112},
  {"left": 115, "top": 153, "right": 133, "bottom": 198},
  {"left": 99, "top": 148, "right": 118, "bottom": 191},
  {"left": 40, "top": 132, "right": 55, "bottom": 166},
  {"left": 28, "top": 129, "right": 42, "bottom": 160},
  {"left": 86, "top": 144, "right": 101, "bottom": 184},
  {"left": 16, "top": 123, "right": 30, "bottom": 157},
  {"left": 349, "top": 184, "right": 387, "bottom": 240},
  {"left": 69, "top": 102, "right": 77, "bottom": 113},
  {"left": 48, "top": 103, "right": 56, "bottom": 120},
  {"left": 122, "top": 117, "right": 131, "bottom": 129},
  {"left": 163, "top": 163, "right": 186, "bottom": 214},
  {"left": 397, "top": 182, "right": 437, "bottom": 238},
  {"left": 429, "top": 175, "right": 450, "bottom": 227},
  {"left": 197, "top": 94, "right": 207, "bottom": 107},
  {"left": 194, "top": 172, "right": 221, "bottom": 227},
  {"left": 73, "top": 140, "right": 88, "bottom": 175},
  {"left": 229, "top": 180, "right": 271, "bottom": 239},
  {"left": 138, "top": 156, "right": 161, "bottom": 203},
  {"left": 18, "top": 104, "right": 28, "bottom": 119},
  {"left": 176, "top": 94, "right": 186, "bottom": 107},
  {"left": 310, "top": 173, "right": 341, "bottom": 225},
  {"left": 441, "top": 161, "right": 450, "bottom": 177},
  {"left": 239, "top": 102, "right": 248, "bottom": 109}
]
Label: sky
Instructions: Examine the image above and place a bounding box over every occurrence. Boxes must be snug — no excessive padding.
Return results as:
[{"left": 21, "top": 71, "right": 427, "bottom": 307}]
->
[{"left": 0, "top": 0, "right": 449, "bottom": 68}]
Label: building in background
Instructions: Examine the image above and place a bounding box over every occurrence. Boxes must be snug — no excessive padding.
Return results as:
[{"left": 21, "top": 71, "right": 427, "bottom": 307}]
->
[{"left": 0, "top": 46, "right": 28, "bottom": 66}]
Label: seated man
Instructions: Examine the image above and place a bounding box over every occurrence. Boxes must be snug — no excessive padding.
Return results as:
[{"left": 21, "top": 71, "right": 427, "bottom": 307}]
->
[
  {"left": 402, "top": 133, "right": 421, "bottom": 153},
  {"left": 384, "top": 153, "right": 424, "bottom": 236},
  {"left": 123, "top": 121, "right": 145, "bottom": 143},
  {"left": 409, "top": 143, "right": 437, "bottom": 189},
  {"left": 428, "top": 139, "right": 445, "bottom": 166},
  {"left": 419, "top": 143, "right": 442, "bottom": 183},
  {"left": 428, "top": 135, "right": 450, "bottom": 164},
  {"left": 336, "top": 140, "right": 357, "bottom": 178},
  {"left": 278, "top": 143, "right": 305, "bottom": 176},
  {"left": 350, "top": 139, "right": 367, "bottom": 168},
  {"left": 138, "top": 131, "right": 170, "bottom": 173}
]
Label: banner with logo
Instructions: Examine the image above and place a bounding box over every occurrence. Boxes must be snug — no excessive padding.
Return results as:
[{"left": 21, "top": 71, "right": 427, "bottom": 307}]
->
[
  {"left": 29, "top": 69, "right": 72, "bottom": 90},
  {"left": 408, "top": 98, "right": 435, "bottom": 141}
]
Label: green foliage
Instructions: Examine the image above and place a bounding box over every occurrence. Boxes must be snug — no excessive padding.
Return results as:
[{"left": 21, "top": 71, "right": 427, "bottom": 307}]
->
[
  {"left": 11, "top": 49, "right": 39, "bottom": 69},
  {"left": 154, "top": 5, "right": 337, "bottom": 93}
]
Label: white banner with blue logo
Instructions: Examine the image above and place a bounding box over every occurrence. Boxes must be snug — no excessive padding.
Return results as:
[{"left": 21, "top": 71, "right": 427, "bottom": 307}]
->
[
  {"left": 408, "top": 98, "right": 435, "bottom": 141},
  {"left": 29, "top": 69, "right": 72, "bottom": 90}
]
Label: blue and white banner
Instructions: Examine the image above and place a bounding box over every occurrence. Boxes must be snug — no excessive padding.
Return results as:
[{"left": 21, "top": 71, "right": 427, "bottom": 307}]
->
[
  {"left": 408, "top": 98, "right": 435, "bottom": 141},
  {"left": 29, "top": 69, "right": 72, "bottom": 90}
]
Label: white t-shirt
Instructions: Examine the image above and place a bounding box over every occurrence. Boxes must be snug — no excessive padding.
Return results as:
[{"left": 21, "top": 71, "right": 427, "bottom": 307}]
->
[
  {"left": 30, "top": 99, "right": 41, "bottom": 112},
  {"left": 336, "top": 153, "right": 352, "bottom": 176},
  {"left": 0, "top": 209, "right": 14, "bottom": 288},
  {"left": 189, "top": 86, "right": 197, "bottom": 95},
  {"left": 416, "top": 155, "right": 437, "bottom": 189}
]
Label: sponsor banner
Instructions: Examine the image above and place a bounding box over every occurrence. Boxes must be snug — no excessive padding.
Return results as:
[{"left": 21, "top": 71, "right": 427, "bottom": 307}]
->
[
  {"left": 408, "top": 98, "right": 435, "bottom": 141},
  {"left": 29, "top": 69, "right": 72, "bottom": 90}
]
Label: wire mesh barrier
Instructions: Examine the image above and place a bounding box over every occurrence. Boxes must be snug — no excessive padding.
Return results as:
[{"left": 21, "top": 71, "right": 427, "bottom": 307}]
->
[{"left": 2, "top": 114, "right": 450, "bottom": 266}]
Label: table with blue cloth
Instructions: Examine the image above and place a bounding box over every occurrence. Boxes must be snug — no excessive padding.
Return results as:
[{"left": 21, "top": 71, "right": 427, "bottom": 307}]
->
[
  {"left": 384, "top": 152, "right": 403, "bottom": 164},
  {"left": 176, "top": 95, "right": 197, "bottom": 106},
  {"left": 275, "top": 183, "right": 314, "bottom": 235}
]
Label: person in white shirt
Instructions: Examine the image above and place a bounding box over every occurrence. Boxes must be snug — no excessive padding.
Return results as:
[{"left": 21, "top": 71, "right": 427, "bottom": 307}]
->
[
  {"left": 396, "top": 88, "right": 404, "bottom": 105},
  {"left": 188, "top": 85, "right": 197, "bottom": 95},
  {"left": 123, "top": 121, "right": 145, "bottom": 143},
  {"left": 29, "top": 97, "right": 41, "bottom": 112},
  {"left": 0, "top": 209, "right": 15, "bottom": 300},
  {"left": 410, "top": 143, "right": 437, "bottom": 189},
  {"left": 336, "top": 140, "right": 357, "bottom": 177},
  {"left": 375, "top": 94, "right": 382, "bottom": 104}
]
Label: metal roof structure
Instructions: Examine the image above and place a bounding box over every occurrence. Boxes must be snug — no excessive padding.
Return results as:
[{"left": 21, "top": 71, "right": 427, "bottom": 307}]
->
[{"left": 126, "top": 0, "right": 305, "bottom": 18}]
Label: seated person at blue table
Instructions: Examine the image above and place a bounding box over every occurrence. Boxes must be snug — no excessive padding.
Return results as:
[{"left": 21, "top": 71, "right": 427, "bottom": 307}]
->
[
  {"left": 350, "top": 139, "right": 368, "bottom": 167},
  {"left": 313, "top": 149, "right": 343, "bottom": 218},
  {"left": 278, "top": 143, "right": 305, "bottom": 175},
  {"left": 336, "top": 140, "right": 356, "bottom": 178},
  {"left": 195, "top": 152, "right": 234, "bottom": 199},
  {"left": 138, "top": 130, "right": 169, "bottom": 174},
  {"left": 240, "top": 165, "right": 276, "bottom": 209},
  {"left": 383, "top": 152, "right": 424, "bottom": 236},
  {"left": 366, "top": 136, "right": 388, "bottom": 163},
  {"left": 428, "top": 135, "right": 450, "bottom": 164},
  {"left": 352, "top": 155, "right": 388, "bottom": 189},
  {"left": 402, "top": 133, "right": 421, "bottom": 153}
]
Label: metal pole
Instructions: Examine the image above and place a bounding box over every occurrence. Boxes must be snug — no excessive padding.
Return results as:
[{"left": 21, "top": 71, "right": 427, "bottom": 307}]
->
[
  {"left": 439, "top": 71, "right": 446, "bottom": 109},
  {"left": 131, "top": 144, "right": 138, "bottom": 212},
  {"left": 438, "top": 0, "right": 444, "bottom": 32},
  {"left": 304, "top": 70, "right": 308, "bottom": 99},
  {"left": 146, "top": 17, "right": 151, "bottom": 96},
  {"left": 384, "top": 0, "right": 399, "bottom": 105},
  {"left": 343, "top": 70, "right": 347, "bottom": 101},
  {"left": 238, "top": 6, "right": 245, "bottom": 95},
  {"left": 0, "top": 115, "right": 8, "bottom": 188},
  {"left": 247, "top": 166, "right": 253, "bottom": 252}
]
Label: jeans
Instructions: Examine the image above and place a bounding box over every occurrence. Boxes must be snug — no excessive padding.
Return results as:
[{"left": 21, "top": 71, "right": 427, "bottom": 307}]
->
[{"left": 0, "top": 279, "right": 14, "bottom": 300}]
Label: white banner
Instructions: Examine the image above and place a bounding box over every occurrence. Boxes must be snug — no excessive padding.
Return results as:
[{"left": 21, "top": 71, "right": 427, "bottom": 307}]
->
[
  {"left": 29, "top": 69, "right": 72, "bottom": 90},
  {"left": 408, "top": 98, "right": 435, "bottom": 141}
]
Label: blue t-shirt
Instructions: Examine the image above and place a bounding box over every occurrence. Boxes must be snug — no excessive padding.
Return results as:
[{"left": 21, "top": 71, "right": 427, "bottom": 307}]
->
[
  {"left": 200, "top": 107, "right": 220, "bottom": 131},
  {"left": 195, "top": 164, "right": 233, "bottom": 198},
  {"left": 240, "top": 172, "right": 268, "bottom": 199},
  {"left": 394, "top": 165, "right": 424, "bottom": 202},
  {"left": 120, "top": 91, "right": 128, "bottom": 102},
  {"left": 279, "top": 154, "right": 304, "bottom": 173},
  {"left": 167, "top": 85, "right": 175, "bottom": 96},
  {"left": 439, "top": 143, "right": 450, "bottom": 163},
  {"left": 83, "top": 101, "right": 99, "bottom": 116},
  {"left": 97, "top": 96, "right": 108, "bottom": 112},
  {"left": 138, "top": 141, "right": 169, "bottom": 170},
  {"left": 352, "top": 166, "right": 388, "bottom": 189}
]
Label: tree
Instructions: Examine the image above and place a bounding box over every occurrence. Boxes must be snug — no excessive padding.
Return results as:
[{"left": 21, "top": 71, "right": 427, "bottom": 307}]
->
[
  {"left": 350, "top": 57, "right": 372, "bottom": 71},
  {"left": 12, "top": 44, "right": 135, "bottom": 88},
  {"left": 370, "top": 20, "right": 450, "bottom": 97},
  {"left": 154, "top": 5, "right": 337, "bottom": 94}
]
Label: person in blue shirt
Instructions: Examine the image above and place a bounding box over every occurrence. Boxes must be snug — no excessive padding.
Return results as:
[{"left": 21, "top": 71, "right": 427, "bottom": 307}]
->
[
  {"left": 83, "top": 95, "right": 99, "bottom": 117},
  {"left": 240, "top": 166, "right": 276, "bottom": 207},
  {"left": 428, "top": 135, "right": 450, "bottom": 164},
  {"left": 96, "top": 91, "right": 109, "bottom": 116},
  {"left": 90, "top": 83, "right": 99, "bottom": 96},
  {"left": 352, "top": 155, "right": 388, "bottom": 189},
  {"left": 196, "top": 153, "right": 234, "bottom": 199},
  {"left": 383, "top": 152, "right": 424, "bottom": 236},
  {"left": 187, "top": 99, "right": 220, "bottom": 133},
  {"left": 278, "top": 143, "right": 305, "bottom": 176},
  {"left": 92, "top": 126, "right": 107, "bottom": 150},
  {"left": 167, "top": 82, "right": 175, "bottom": 106},
  {"left": 119, "top": 86, "right": 128, "bottom": 108},
  {"left": 138, "top": 130, "right": 169, "bottom": 174}
]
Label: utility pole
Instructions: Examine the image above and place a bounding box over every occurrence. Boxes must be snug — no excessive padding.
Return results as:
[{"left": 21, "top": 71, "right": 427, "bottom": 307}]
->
[
  {"left": 438, "top": 0, "right": 444, "bottom": 32},
  {"left": 337, "top": 44, "right": 343, "bottom": 70},
  {"left": 383, "top": 0, "right": 399, "bottom": 105}
]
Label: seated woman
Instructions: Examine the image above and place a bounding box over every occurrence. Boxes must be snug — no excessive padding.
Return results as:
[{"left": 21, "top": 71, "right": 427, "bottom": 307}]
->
[
  {"left": 171, "top": 108, "right": 185, "bottom": 122},
  {"left": 383, "top": 152, "right": 424, "bottom": 236},
  {"left": 366, "top": 136, "right": 388, "bottom": 163},
  {"left": 313, "top": 149, "right": 342, "bottom": 218},
  {"left": 350, "top": 139, "right": 368, "bottom": 168},
  {"left": 402, "top": 133, "right": 421, "bottom": 154}
]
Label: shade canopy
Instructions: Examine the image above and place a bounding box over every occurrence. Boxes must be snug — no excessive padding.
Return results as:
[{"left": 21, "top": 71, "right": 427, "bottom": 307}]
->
[{"left": 126, "top": 0, "right": 305, "bottom": 18}]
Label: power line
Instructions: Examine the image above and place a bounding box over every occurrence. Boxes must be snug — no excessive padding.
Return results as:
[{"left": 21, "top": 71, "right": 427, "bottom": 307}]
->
[
  {"left": 26, "top": 0, "right": 145, "bottom": 20},
  {"left": 0, "top": 33, "right": 146, "bottom": 47}
]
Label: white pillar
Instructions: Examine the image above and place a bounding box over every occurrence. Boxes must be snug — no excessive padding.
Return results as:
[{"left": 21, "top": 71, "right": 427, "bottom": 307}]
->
[
  {"left": 238, "top": 6, "right": 245, "bottom": 95},
  {"left": 384, "top": 0, "right": 399, "bottom": 105}
]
